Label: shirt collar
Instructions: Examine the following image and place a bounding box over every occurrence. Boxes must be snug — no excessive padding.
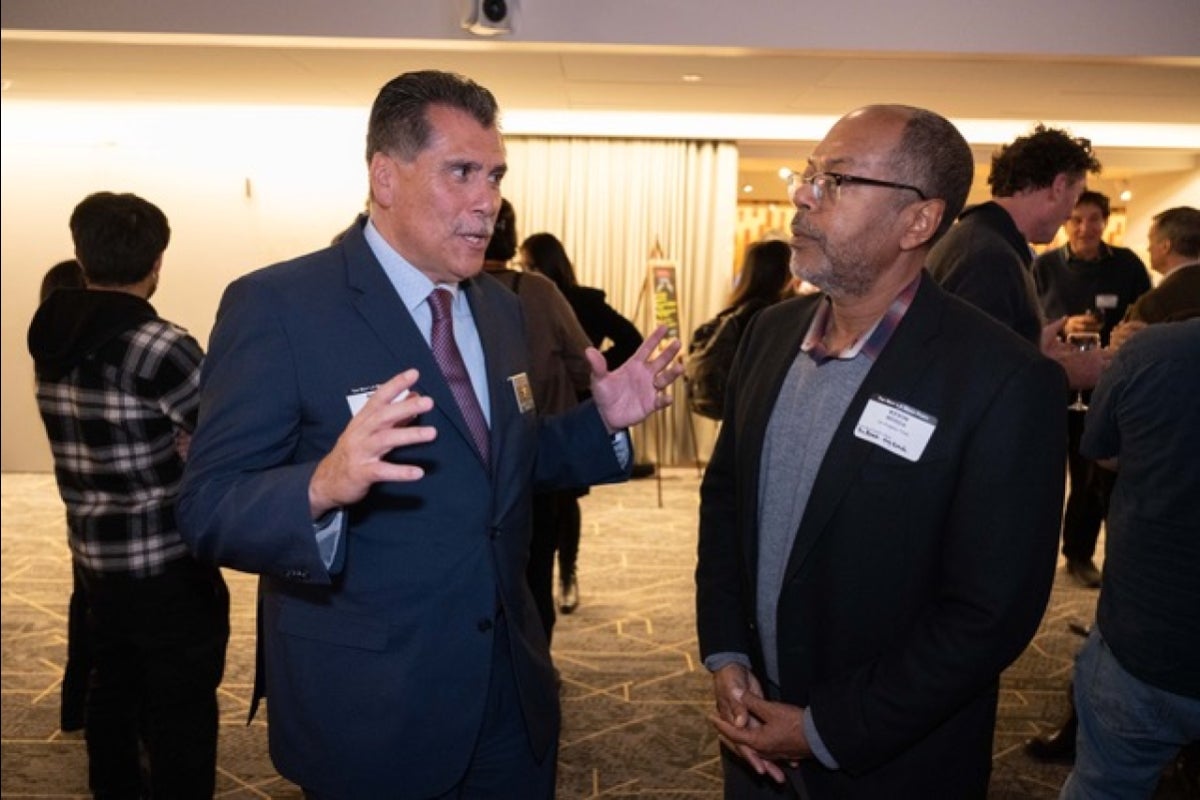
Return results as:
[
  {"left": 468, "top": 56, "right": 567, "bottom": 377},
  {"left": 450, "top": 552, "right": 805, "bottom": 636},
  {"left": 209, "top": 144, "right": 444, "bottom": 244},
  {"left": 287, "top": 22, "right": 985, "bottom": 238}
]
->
[
  {"left": 363, "top": 219, "right": 463, "bottom": 313},
  {"left": 801, "top": 272, "right": 921, "bottom": 364}
]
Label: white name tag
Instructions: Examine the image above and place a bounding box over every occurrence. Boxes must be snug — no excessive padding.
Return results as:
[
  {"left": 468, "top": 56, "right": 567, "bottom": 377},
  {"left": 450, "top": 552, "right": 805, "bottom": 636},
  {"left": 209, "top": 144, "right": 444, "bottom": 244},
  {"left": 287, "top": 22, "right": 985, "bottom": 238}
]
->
[
  {"left": 853, "top": 395, "right": 937, "bottom": 462},
  {"left": 1095, "top": 293, "right": 1118, "bottom": 310},
  {"left": 346, "top": 385, "right": 409, "bottom": 417}
]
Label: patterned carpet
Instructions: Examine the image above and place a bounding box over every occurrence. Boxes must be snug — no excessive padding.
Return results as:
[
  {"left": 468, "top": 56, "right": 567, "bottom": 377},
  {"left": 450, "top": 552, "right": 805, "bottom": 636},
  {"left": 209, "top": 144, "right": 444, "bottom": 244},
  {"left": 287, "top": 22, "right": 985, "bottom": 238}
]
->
[{"left": 0, "top": 469, "right": 1184, "bottom": 798}]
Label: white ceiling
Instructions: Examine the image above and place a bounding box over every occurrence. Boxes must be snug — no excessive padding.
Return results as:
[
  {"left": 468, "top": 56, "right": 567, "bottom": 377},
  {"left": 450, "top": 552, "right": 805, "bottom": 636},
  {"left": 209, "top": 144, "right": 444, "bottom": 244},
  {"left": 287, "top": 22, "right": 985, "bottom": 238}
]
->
[{"left": 3, "top": 33, "right": 1199, "bottom": 202}]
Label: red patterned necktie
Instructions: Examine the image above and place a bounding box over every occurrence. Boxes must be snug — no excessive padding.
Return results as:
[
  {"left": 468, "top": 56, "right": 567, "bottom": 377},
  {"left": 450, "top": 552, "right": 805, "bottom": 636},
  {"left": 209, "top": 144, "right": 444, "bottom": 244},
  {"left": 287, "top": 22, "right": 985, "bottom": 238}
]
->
[{"left": 427, "top": 288, "right": 490, "bottom": 463}]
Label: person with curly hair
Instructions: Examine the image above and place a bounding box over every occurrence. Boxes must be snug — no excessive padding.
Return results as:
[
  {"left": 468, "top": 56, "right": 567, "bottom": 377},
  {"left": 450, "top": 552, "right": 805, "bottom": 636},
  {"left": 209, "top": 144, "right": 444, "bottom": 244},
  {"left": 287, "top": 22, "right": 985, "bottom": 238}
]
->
[{"left": 929, "top": 124, "right": 1109, "bottom": 392}]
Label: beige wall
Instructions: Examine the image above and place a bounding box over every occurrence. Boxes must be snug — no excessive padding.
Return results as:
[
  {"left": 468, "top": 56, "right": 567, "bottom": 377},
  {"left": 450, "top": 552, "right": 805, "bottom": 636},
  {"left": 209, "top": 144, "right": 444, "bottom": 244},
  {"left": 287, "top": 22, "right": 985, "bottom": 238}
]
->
[{"left": 2, "top": 103, "right": 372, "bottom": 472}]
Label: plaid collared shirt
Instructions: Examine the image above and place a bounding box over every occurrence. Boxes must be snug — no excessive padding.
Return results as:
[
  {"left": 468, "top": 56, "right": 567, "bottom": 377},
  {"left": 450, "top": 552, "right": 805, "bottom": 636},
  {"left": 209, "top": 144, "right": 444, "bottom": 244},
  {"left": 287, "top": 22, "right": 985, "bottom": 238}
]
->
[
  {"left": 801, "top": 272, "right": 922, "bottom": 364},
  {"left": 35, "top": 318, "right": 203, "bottom": 577}
]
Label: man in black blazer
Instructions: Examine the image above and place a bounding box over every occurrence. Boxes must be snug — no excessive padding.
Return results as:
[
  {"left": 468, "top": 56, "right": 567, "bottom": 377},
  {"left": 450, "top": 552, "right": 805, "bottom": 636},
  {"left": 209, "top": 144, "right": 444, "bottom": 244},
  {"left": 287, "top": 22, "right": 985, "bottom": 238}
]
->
[
  {"left": 696, "top": 105, "right": 1067, "bottom": 798},
  {"left": 178, "top": 70, "right": 682, "bottom": 799}
]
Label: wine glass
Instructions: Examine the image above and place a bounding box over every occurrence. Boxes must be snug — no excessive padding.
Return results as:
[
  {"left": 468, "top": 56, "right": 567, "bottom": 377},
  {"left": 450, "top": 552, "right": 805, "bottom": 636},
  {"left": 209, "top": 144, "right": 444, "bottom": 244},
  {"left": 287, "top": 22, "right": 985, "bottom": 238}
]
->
[{"left": 1066, "top": 331, "right": 1101, "bottom": 411}]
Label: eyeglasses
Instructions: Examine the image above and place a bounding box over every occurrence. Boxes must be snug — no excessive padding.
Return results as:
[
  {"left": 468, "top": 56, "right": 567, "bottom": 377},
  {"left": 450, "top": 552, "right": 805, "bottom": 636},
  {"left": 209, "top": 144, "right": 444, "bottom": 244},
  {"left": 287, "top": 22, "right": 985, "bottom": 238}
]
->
[{"left": 788, "top": 171, "right": 927, "bottom": 205}]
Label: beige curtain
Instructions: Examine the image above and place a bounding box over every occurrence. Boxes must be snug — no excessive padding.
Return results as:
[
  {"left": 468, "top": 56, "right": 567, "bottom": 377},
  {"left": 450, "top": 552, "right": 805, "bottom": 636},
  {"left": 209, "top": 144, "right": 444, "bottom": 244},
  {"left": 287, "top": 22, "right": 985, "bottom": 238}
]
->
[{"left": 502, "top": 136, "right": 740, "bottom": 465}]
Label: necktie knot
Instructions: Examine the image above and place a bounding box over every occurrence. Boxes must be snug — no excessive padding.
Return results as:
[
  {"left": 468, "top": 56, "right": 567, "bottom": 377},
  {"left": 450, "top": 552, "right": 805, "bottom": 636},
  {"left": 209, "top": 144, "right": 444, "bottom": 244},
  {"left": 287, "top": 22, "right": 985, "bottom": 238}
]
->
[{"left": 428, "top": 287, "right": 453, "bottom": 322}]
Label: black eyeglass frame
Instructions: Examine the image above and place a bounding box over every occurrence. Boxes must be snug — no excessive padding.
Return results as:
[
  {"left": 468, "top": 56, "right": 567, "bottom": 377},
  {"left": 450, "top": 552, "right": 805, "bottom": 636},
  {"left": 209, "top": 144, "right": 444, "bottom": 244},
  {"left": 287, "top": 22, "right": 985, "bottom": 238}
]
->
[{"left": 789, "top": 170, "right": 928, "bottom": 202}]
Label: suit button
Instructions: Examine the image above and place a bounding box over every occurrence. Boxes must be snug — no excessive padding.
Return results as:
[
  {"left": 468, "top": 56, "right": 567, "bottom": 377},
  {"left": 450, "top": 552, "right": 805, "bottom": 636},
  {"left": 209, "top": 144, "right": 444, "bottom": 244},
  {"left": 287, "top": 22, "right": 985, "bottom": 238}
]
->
[{"left": 478, "top": 618, "right": 494, "bottom": 632}]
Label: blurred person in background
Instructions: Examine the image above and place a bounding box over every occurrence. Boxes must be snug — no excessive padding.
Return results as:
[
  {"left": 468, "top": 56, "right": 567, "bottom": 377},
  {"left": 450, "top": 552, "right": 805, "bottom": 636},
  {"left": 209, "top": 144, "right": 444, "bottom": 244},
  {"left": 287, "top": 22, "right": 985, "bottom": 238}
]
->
[
  {"left": 1031, "top": 190, "right": 1150, "bottom": 588},
  {"left": 519, "top": 231, "right": 646, "bottom": 612},
  {"left": 28, "top": 192, "right": 229, "bottom": 798},
  {"left": 484, "top": 201, "right": 592, "bottom": 644}
]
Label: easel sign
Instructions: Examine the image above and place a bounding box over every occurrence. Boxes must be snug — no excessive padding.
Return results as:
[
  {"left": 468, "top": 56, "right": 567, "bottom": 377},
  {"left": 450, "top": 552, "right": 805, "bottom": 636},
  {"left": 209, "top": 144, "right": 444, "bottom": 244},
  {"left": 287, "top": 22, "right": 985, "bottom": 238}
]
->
[{"left": 649, "top": 260, "right": 680, "bottom": 339}]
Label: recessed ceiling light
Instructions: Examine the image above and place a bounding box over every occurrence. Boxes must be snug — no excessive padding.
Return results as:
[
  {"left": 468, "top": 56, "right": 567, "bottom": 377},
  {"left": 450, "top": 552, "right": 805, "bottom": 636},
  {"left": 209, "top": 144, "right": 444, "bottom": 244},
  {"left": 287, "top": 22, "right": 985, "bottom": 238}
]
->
[
  {"left": 742, "top": 184, "right": 754, "bottom": 193},
  {"left": 778, "top": 167, "right": 793, "bottom": 180},
  {"left": 681, "top": 74, "right": 702, "bottom": 83}
]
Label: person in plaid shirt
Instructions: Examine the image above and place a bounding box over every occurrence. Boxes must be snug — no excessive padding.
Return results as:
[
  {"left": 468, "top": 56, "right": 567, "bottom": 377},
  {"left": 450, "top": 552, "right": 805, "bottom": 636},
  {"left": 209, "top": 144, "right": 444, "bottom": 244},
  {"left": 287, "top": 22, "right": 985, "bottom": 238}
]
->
[{"left": 27, "top": 192, "right": 229, "bottom": 799}]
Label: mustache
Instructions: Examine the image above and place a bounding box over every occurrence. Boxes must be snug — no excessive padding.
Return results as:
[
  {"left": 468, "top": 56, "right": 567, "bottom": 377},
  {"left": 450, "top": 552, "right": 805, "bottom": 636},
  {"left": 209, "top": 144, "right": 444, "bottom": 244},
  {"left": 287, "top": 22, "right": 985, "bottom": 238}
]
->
[
  {"left": 455, "top": 222, "right": 495, "bottom": 238},
  {"left": 791, "top": 214, "right": 820, "bottom": 240}
]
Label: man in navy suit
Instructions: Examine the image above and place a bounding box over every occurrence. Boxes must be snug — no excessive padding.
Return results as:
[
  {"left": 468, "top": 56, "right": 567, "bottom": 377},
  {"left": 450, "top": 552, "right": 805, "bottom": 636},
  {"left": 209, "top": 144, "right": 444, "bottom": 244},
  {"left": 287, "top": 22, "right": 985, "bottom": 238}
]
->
[
  {"left": 696, "top": 105, "right": 1067, "bottom": 797},
  {"left": 178, "top": 70, "right": 682, "bottom": 799}
]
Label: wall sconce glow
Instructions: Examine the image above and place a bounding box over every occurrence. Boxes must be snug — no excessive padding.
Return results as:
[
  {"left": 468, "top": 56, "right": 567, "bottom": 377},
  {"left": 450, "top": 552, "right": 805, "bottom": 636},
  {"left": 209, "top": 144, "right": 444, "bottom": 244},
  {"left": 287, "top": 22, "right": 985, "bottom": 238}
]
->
[
  {"left": 778, "top": 167, "right": 793, "bottom": 181},
  {"left": 681, "top": 74, "right": 703, "bottom": 83},
  {"left": 742, "top": 184, "right": 754, "bottom": 193},
  {"left": 1119, "top": 182, "right": 1133, "bottom": 202}
]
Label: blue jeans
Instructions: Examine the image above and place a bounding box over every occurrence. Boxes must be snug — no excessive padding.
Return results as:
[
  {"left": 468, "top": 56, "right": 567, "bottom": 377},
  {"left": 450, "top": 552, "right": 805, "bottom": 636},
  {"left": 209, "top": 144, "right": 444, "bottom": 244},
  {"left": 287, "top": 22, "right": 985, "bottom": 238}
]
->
[{"left": 1060, "top": 629, "right": 1200, "bottom": 799}]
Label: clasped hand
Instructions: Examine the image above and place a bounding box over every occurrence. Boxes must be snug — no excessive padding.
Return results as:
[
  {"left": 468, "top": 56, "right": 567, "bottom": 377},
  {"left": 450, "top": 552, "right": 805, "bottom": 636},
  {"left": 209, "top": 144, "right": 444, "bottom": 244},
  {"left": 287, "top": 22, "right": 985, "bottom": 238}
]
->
[{"left": 709, "top": 664, "right": 810, "bottom": 784}]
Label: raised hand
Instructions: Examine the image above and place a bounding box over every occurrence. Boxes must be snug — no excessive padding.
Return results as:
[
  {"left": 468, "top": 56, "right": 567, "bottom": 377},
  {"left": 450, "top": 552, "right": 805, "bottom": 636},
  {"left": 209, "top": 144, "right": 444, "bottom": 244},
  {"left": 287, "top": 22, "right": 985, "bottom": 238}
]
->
[{"left": 588, "top": 324, "right": 684, "bottom": 433}]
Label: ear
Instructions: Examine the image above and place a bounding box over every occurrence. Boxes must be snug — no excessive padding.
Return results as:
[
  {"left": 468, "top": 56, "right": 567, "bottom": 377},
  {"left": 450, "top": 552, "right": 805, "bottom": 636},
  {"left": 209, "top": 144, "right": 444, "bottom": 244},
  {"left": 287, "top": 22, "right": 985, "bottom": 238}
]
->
[
  {"left": 898, "top": 199, "right": 945, "bottom": 251},
  {"left": 1049, "top": 172, "right": 1075, "bottom": 200},
  {"left": 368, "top": 152, "right": 397, "bottom": 208}
]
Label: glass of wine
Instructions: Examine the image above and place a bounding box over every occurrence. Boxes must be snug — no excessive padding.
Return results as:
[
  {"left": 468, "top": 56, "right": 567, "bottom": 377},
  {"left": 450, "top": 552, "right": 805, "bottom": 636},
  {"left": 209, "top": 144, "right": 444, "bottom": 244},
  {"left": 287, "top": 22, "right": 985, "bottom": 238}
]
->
[{"left": 1066, "top": 331, "right": 1101, "bottom": 411}]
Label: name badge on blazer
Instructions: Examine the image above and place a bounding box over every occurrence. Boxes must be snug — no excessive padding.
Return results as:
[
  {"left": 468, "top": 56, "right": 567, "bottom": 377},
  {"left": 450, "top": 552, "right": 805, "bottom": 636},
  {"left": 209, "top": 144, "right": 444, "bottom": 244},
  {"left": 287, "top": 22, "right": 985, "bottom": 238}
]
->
[
  {"left": 509, "top": 373, "right": 535, "bottom": 414},
  {"left": 853, "top": 394, "right": 936, "bottom": 462},
  {"left": 345, "top": 384, "right": 409, "bottom": 417}
]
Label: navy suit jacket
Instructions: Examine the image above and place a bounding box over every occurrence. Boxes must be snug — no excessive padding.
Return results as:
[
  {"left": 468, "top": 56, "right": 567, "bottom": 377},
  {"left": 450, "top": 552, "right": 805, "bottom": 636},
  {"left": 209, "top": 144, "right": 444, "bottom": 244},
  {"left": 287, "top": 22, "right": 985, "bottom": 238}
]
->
[
  {"left": 178, "top": 225, "right": 627, "bottom": 797},
  {"left": 696, "top": 273, "right": 1066, "bottom": 797}
]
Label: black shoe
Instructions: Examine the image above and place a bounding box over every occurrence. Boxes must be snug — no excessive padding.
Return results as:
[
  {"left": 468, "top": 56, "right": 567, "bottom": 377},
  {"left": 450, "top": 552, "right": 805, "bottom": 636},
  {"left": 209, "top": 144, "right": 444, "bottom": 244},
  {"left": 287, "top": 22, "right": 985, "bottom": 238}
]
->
[
  {"left": 559, "top": 576, "right": 579, "bottom": 614},
  {"left": 60, "top": 716, "right": 85, "bottom": 733},
  {"left": 1024, "top": 715, "right": 1078, "bottom": 763},
  {"left": 1066, "top": 558, "right": 1102, "bottom": 588}
]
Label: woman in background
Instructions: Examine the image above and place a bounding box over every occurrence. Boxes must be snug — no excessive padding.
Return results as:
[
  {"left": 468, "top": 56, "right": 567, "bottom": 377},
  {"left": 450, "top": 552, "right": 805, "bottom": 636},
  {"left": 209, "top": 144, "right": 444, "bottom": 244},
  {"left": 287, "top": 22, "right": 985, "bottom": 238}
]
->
[
  {"left": 685, "top": 239, "right": 794, "bottom": 420},
  {"left": 518, "top": 232, "right": 644, "bottom": 614}
]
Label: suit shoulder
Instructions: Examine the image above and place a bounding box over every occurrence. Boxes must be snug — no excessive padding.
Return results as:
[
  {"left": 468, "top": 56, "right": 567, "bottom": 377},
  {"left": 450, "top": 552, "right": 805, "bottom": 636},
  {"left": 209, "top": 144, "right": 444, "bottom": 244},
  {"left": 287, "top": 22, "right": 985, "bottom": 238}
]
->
[{"left": 232, "top": 246, "right": 339, "bottom": 291}]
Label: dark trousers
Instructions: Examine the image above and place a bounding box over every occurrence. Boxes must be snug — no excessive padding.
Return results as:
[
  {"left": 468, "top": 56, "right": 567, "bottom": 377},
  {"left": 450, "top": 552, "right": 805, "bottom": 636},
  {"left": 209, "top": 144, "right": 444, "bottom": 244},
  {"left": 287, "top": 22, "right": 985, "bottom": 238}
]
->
[
  {"left": 61, "top": 560, "right": 92, "bottom": 731},
  {"left": 307, "top": 615, "right": 557, "bottom": 800},
  {"left": 526, "top": 490, "right": 579, "bottom": 645},
  {"left": 556, "top": 495, "right": 581, "bottom": 585},
  {"left": 721, "top": 745, "right": 801, "bottom": 799},
  {"left": 80, "top": 558, "right": 230, "bottom": 800},
  {"left": 1062, "top": 410, "right": 1116, "bottom": 561}
]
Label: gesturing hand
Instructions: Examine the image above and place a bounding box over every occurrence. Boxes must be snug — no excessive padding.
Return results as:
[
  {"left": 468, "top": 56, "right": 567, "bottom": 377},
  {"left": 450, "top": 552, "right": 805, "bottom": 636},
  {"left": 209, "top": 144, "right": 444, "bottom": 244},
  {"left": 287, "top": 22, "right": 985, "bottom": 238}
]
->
[
  {"left": 589, "top": 324, "right": 684, "bottom": 433},
  {"left": 308, "top": 370, "right": 437, "bottom": 518}
]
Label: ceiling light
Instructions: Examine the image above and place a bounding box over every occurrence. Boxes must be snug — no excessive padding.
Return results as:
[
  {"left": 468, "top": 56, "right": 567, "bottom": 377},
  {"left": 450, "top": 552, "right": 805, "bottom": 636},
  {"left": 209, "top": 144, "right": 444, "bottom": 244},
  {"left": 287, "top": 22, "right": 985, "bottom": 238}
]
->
[
  {"left": 778, "top": 167, "right": 793, "bottom": 181},
  {"left": 742, "top": 184, "right": 754, "bottom": 193},
  {"left": 681, "top": 74, "right": 702, "bottom": 83}
]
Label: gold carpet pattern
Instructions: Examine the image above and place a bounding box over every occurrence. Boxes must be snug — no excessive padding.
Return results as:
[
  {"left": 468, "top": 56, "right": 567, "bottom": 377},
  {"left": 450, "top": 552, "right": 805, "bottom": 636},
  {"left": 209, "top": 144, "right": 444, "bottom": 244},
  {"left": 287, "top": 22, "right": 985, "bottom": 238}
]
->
[{"left": 0, "top": 469, "right": 1148, "bottom": 798}]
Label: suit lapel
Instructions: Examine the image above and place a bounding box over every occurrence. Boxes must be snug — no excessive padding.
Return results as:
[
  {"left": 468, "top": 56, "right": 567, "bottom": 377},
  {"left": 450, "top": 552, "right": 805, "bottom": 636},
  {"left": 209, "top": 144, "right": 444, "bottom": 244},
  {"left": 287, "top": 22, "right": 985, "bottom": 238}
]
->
[
  {"left": 781, "top": 274, "right": 945, "bottom": 584},
  {"left": 341, "top": 232, "right": 487, "bottom": 469}
]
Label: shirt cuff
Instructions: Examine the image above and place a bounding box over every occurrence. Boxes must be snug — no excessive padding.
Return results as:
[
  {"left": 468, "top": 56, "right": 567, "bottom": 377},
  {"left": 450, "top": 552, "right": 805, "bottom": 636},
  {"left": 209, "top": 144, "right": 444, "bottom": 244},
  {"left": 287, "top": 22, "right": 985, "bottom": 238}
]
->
[
  {"left": 703, "top": 652, "right": 752, "bottom": 673},
  {"left": 314, "top": 508, "right": 345, "bottom": 570},
  {"left": 611, "top": 429, "right": 632, "bottom": 469}
]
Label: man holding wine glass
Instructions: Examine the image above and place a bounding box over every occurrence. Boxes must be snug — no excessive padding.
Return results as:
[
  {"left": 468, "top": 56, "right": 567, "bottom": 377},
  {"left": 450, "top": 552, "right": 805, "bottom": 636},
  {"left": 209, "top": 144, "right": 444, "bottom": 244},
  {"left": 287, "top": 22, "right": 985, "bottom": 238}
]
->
[
  {"left": 928, "top": 124, "right": 1112, "bottom": 394},
  {"left": 1032, "top": 190, "right": 1151, "bottom": 588}
]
